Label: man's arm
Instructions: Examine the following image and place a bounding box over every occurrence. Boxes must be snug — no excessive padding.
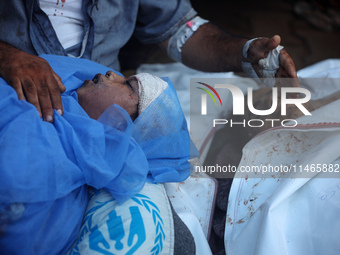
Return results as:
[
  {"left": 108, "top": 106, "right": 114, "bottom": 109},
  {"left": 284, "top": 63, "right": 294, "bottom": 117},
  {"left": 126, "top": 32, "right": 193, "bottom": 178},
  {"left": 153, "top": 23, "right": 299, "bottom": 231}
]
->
[
  {"left": 0, "top": 41, "right": 65, "bottom": 122},
  {"left": 159, "top": 22, "right": 298, "bottom": 80}
]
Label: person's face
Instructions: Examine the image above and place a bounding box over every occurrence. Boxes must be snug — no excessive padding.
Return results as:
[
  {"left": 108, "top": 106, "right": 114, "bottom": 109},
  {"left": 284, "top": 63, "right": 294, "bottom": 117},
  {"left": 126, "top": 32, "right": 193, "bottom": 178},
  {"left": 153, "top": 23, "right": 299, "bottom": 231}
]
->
[{"left": 77, "top": 71, "right": 139, "bottom": 120}]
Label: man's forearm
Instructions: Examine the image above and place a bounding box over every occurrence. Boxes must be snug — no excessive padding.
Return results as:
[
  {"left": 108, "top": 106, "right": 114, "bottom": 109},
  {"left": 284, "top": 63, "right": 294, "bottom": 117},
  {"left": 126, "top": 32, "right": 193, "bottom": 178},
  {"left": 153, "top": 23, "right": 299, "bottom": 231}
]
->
[
  {"left": 179, "top": 22, "right": 248, "bottom": 72},
  {"left": 159, "top": 20, "right": 298, "bottom": 83}
]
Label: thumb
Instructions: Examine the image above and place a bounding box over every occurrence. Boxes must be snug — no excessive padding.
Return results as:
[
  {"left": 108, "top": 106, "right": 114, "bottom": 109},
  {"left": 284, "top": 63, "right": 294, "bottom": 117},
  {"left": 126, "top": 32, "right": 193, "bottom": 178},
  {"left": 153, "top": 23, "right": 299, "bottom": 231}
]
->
[{"left": 259, "top": 35, "right": 281, "bottom": 52}]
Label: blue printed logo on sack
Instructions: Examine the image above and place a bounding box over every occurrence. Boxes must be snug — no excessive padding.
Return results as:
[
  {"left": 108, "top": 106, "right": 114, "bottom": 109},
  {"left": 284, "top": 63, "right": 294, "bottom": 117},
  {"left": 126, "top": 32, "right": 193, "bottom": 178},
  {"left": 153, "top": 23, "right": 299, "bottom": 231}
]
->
[{"left": 67, "top": 190, "right": 165, "bottom": 255}]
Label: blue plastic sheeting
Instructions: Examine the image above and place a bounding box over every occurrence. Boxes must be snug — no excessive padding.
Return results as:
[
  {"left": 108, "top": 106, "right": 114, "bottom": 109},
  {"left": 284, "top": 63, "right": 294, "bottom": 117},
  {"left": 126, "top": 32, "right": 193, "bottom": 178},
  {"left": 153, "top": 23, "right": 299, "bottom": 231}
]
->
[{"left": 0, "top": 55, "right": 193, "bottom": 254}]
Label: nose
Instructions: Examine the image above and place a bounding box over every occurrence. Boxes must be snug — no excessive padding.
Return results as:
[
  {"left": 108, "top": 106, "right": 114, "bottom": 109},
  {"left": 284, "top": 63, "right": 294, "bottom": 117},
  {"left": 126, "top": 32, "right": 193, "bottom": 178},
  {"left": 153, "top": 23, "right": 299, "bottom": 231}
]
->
[{"left": 106, "top": 70, "right": 125, "bottom": 82}]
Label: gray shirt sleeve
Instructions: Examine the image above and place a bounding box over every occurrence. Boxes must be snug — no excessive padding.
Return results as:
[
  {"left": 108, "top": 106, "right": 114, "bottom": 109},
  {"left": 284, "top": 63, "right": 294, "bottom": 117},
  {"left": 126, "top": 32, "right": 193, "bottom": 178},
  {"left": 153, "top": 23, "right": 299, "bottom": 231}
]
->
[{"left": 134, "top": 0, "right": 197, "bottom": 44}]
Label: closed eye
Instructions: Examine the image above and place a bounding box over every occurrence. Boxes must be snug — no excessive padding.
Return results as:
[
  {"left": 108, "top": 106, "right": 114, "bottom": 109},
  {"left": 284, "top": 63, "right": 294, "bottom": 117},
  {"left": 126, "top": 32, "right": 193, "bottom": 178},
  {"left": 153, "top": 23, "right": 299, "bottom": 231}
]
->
[
  {"left": 124, "top": 77, "right": 138, "bottom": 91},
  {"left": 124, "top": 79, "right": 132, "bottom": 89}
]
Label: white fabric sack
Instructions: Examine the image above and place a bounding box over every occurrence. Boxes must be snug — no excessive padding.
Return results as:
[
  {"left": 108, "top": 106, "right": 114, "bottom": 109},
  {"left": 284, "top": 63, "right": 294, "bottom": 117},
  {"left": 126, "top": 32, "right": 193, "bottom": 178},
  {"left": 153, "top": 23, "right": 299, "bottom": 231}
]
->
[
  {"left": 164, "top": 171, "right": 217, "bottom": 255},
  {"left": 225, "top": 59, "right": 340, "bottom": 255}
]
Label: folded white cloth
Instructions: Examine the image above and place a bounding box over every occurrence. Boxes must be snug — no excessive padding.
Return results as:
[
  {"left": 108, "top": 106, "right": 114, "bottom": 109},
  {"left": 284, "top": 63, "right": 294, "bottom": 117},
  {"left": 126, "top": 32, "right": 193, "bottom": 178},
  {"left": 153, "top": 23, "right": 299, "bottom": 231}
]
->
[
  {"left": 258, "top": 45, "right": 283, "bottom": 78},
  {"left": 242, "top": 38, "right": 283, "bottom": 87}
]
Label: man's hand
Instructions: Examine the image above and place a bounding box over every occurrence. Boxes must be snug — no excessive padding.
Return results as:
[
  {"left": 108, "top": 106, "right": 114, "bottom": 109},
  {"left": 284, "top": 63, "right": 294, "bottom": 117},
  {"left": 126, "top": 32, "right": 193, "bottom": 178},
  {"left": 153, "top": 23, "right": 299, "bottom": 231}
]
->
[
  {"left": 245, "top": 35, "right": 299, "bottom": 85},
  {"left": 162, "top": 21, "right": 299, "bottom": 85},
  {"left": 0, "top": 42, "right": 66, "bottom": 122}
]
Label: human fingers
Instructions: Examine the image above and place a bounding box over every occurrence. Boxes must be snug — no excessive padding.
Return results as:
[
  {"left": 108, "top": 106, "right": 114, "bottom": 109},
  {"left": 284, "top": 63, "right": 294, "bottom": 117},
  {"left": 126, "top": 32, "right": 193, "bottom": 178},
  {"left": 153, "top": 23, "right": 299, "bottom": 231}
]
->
[
  {"left": 276, "top": 49, "right": 301, "bottom": 95},
  {"left": 34, "top": 71, "right": 66, "bottom": 122},
  {"left": 21, "top": 60, "right": 63, "bottom": 121},
  {"left": 246, "top": 35, "right": 281, "bottom": 63},
  {"left": 33, "top": 80, "right": 55, "bottom": 123},
  {"left": 0, "top": 46, "right": 64, "bottom": 120},
  {"left": 8, "top": 77, "right": 27, "bottom": 101},
  {"left": 257, "top": 35, "right": 281, "bottom": 52},
  {"left": 278, "top": 48, "right": 298, "bottom": 80},
  {"left": 53, "top": 72, "right": 66, "bottom": 93},
  {"left": 20, "top": 76, "right": 43, "bottom": 118},
  {"left": 24, "top": 57, "right": 64, "bottom": 121},
  {"left": 47, "top": 73, "right": 64, "bottom": 116},
  {"left": 276, "top": 49, "right": 300, "bottom": 97}
]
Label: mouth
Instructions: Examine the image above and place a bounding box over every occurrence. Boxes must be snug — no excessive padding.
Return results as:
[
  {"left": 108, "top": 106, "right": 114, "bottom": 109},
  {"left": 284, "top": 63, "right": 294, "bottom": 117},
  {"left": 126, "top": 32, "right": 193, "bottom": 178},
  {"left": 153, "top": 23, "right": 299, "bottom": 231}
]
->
[
  {"left": 81, "top": 73, "right": 102, "bottom": 87},
  {"left": 92, "top": 73, "right": 102, "bottom": 84}
]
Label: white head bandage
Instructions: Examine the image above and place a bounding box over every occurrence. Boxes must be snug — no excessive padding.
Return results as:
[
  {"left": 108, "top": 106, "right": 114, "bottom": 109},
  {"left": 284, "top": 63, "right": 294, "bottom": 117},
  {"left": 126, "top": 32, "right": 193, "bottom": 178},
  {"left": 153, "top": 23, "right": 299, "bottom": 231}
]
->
[
  {"left": 242, "top": 38, "right": 284, "bottom": 87},
  {"left": 134, "top": 73, "right": 168, "bottom": 115}
]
